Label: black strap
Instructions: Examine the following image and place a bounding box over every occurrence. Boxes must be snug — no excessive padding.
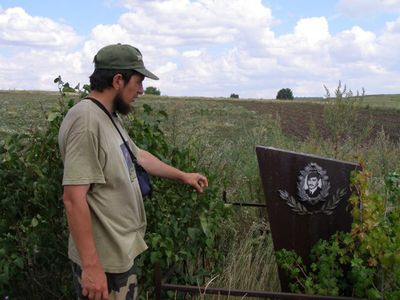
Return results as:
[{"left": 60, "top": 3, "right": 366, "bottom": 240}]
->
[{"left": 85, "top": 96, "right": 138, "bottom": 163}]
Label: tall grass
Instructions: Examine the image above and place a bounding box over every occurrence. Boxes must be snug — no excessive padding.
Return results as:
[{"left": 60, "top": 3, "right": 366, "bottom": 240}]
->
[
  {"left": 208, "top": 221, "right": 280, "bottom": 297},
  {"left": 167, "top": 222, "right": 280, "bottom": 300}
]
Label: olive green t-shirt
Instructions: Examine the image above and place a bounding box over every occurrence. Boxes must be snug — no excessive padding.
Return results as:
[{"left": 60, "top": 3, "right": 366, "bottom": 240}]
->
[{"left": 58, "top": 99, "right": 147, "bottom": 273}]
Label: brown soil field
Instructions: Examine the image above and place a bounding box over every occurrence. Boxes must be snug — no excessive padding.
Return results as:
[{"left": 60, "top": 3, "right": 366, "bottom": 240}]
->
[{"left": 231, "top": 101, "right": 400, "bottom": 142}]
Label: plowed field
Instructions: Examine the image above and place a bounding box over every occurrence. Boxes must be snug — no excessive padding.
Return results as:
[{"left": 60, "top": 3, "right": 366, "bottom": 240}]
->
[{"left": 233, "top": 101, "right": 400, "bottom": 142}]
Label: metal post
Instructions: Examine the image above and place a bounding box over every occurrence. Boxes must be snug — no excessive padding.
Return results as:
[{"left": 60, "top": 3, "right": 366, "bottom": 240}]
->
[{"left": 154, "top": 263, "right": 162, "bottom": 300}]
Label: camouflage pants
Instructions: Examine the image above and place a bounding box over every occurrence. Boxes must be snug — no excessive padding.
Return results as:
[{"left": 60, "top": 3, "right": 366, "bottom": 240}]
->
[{"left": 72, "top": 261, "right": 138, "bottom": 300}]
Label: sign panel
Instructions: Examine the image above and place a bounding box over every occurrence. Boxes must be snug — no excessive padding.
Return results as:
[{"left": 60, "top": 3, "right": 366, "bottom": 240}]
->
[{"left": 256, "top": 146, "right": 359, "bottom": 291}]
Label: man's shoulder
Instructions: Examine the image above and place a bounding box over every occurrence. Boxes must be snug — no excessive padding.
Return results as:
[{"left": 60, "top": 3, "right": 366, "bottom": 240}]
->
[
  {"left": 64, "top": 100, "right": 107, "bottom": 125},
  {"left": 60, "top": 100, "right": 107, "bottom": 137},
  {"left": 66, "top": 99, "right": 93, "bottom": 117}
]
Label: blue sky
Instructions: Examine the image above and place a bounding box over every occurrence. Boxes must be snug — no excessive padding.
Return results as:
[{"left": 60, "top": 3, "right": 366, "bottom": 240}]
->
[{"left": 1, "top": 0, "right": 400, "bottom": 97}]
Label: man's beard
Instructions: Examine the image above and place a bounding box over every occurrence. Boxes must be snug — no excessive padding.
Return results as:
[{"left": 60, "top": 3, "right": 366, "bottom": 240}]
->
[{"left": 113, "top": 92, "right": 132, "bottom": 115}]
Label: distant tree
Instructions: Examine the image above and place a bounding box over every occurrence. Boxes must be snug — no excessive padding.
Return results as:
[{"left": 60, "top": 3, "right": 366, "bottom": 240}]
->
[
  {"left": 276, "top": 88, "right": 294, "bottom": 100},
  {"left": 145, "top": 86, "right": 161, "bottom": 96},
  {"left": 230, "top": 93, "right": 239, "bottom": 99}
]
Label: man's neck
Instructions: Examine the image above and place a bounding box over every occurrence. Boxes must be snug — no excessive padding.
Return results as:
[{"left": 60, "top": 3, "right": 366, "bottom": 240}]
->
[{"left": 88, "top": 91, "right": 115, "bottom": 113}]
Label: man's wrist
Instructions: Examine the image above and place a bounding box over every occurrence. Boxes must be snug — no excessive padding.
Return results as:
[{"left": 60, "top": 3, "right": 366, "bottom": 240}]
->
[
  {"left": 81, "top": 252, "right": 101, "bottom": 269},
  {"left": 177, "top": 171, "right": 187, "bottom": 183}
]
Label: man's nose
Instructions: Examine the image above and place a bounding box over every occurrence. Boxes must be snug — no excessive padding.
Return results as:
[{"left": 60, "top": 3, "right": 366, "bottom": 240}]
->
[{"left": 138, "top": 84, "right": 144, "bottom": 95}]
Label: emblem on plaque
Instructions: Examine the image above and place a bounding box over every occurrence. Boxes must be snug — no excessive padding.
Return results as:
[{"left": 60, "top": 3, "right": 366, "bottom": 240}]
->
[
  {"left": 297, "top": 162, "right": 330, "bottom": 205},
  {"left": 279, "top": 162, "right": 346, "bottom": 215}
]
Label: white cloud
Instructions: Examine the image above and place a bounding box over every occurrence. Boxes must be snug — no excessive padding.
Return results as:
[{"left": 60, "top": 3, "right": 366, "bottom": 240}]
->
[
  {"left": 182, "top": 50, "right": 203, "bottom": 58},
  {"left": 0, "top": 7, "right": 81, "bottom": 48},
  {"left": 0, "top": 49, "right": 86, "bottom": 90},
  {"left": 337, "top": 0, "right": 400, "bottom": 17},
  {"left": 117, "top": 0, "right": 273, "bottom": 47},
  {"left": 329, "top": 26, "right": 377, "bottom": 63},
  {"left": 293, "top": 17, "right": 331, "bottom": 46}
]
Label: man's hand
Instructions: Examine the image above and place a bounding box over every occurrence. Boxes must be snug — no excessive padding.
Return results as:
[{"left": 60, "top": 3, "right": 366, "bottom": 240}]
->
[
  {"left": 81, "top": 263, "right": 109, "bottom": 300},
  {"left": 182, "top": 173, "right": 208, "bottom": 193}
]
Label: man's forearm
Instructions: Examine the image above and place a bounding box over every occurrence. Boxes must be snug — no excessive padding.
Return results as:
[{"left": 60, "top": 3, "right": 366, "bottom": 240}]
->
[
  {"left": 137, "top": 149, "right": 186, "bottom": 181},
  {"left": 136, "top": 150, "right": 208, "bottom": 193}
]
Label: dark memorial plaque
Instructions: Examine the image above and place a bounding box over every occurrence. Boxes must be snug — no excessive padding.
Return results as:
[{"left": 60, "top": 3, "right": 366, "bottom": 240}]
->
[{"left": 256, "top": 146, "right": 360, "bottom": 292}]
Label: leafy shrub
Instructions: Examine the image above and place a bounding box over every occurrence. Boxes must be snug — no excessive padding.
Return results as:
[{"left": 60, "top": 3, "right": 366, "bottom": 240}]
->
[
  {"left": 0, "top": 77, "right": 231, "bottom": 299},
  {"left": 276, "top": 88, "right": 294, "bottom": 100},
  {"left": 145, "top": 86, "right": 161, "bottom": 96},
  {"left": 322, "top": 81, "right": 372, "bottom": 158},
  {"left": 0, "top": 81, "right": 74, "bottom": 298},
  {"left": 230, "top": 93, "right": 239, "bottom": 99}
]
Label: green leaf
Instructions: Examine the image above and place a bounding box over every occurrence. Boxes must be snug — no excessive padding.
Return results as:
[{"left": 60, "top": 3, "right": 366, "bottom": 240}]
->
[
  {"left": 199, "top": 214, "right": 210, "bottom": 237},
  {"left": 206, "top": 237, "right": 214, "bottom": 248},
  {"left": 47, "top": 111, "right": 58, "bottom": 122},
  {"left": 14, "top": 257, "right": 24, "bottom": 269},
  {"left": 150, "top": 251, "right": 161, "bottom": 264},
  {"left": 367, "top": 288, "right": 381, "bottom": 300},
  {"left": 31, "top": 217, "right": 39, "bottom": 228},
  {"left": 187, "top": 227, "right": 201, "bottom": 240},
  {"left": 151, "top": 234, "right": 161, "bottom": 248}
]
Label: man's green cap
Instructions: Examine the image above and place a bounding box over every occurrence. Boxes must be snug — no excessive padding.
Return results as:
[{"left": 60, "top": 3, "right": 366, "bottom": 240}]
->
[{"left": 94, "top": 43, "right": 159, "bottom": 80}]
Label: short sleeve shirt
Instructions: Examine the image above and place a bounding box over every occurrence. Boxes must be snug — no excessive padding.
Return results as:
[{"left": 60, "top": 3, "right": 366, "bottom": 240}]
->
[{"left": 58, "top": 99, "right": 147, "bottom": 273}]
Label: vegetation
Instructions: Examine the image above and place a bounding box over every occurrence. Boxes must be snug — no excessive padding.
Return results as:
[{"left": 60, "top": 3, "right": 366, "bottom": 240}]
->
[
  {"left": 276, "top": 88, "right": 294, "bottom": 100},
  {"left": 0, "top": 80, "right": 399, "bottom": 299},
  {"left": 145, "top": 86, "right": 161, "bottom": 96},
  {"left": 230, "top": 93, "right": 239, "bottom": 99}
]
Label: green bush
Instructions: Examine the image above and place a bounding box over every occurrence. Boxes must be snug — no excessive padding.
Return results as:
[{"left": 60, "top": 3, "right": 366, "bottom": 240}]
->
[
  {"left": 0, "top": 85, "right": 74, "bottom": 298},
  {"left": 145, "top": 86, "right": 161, "bottom": 96},
  {"left": 0, "top": 77, "right": 231, "bottom": 299},
  {"left": 276, "top": 88, "right": 294, "bottom": 100},
  {"left": 230, "top": 93, "right": 239, "bottom": 99}
]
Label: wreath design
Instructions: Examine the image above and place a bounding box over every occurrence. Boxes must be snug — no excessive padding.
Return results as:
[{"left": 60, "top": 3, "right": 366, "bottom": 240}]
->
[{"left": 278, "top": 188, "right": 347, "bottom": 216}]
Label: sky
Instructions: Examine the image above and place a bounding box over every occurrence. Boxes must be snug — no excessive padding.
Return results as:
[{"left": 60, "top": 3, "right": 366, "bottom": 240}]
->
[{"left": 1, "top": 0, "right": 400, "bottom": 98}]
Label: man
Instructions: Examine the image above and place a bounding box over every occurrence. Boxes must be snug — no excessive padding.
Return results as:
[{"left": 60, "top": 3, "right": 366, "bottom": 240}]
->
[
  {"left": 58, "top": 43, "right": 208, "bottom": 300},
  {"left": 305, "top": 172, "right": 322, "bottom": 197}
]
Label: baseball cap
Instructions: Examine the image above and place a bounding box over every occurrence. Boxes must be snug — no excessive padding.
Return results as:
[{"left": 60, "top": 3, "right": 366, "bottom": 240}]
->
[{"left": 94, "top": 43, "right": 159, "bottom": 80}]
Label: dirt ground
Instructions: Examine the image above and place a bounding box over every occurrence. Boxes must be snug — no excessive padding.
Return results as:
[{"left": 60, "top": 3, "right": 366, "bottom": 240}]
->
[{"left": 232, "top": 101, "right": 400, "bottom": 142}]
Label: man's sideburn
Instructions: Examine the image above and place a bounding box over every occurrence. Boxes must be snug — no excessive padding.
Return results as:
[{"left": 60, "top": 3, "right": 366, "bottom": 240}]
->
[{"left": 113, "top": 91, "right": 131, "bottom": 115}]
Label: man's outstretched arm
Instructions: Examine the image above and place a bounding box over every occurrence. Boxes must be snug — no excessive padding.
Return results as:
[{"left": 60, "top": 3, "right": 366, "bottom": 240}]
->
[{"left": 136, "top": 149, "right": 208, "bottom": 193}]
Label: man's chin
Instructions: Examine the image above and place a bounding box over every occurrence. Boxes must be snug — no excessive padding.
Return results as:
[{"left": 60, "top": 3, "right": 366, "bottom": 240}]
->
[{"left": 118, "top": 106, "right": 132, "bottom": 115}]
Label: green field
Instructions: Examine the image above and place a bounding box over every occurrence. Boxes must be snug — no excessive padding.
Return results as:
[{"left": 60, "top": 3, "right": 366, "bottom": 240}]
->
[{"left": 359, "top": 93, "right": 400, "bottom": 110}]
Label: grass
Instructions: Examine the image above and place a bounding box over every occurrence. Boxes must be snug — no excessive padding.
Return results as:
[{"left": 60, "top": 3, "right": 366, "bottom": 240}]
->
[{"left": 362, "top": 94, "right": 400, "bottom": 110}]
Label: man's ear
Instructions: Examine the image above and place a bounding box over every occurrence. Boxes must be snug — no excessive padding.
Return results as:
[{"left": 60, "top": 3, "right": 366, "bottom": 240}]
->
[{"left": 112, "top": 73, "right": 124, "bottom": 90}]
